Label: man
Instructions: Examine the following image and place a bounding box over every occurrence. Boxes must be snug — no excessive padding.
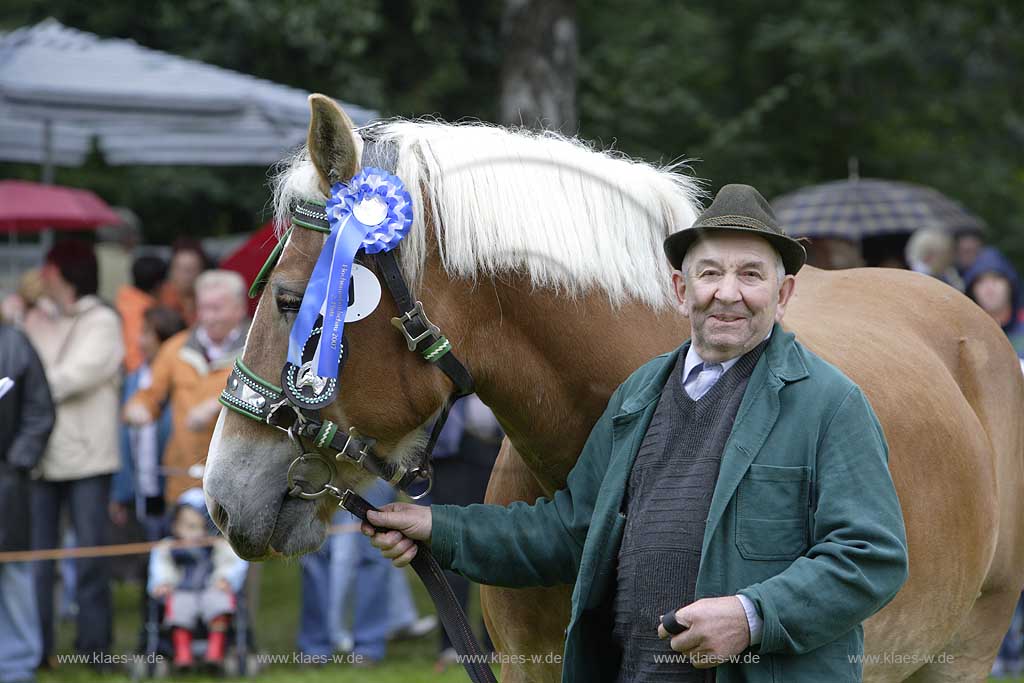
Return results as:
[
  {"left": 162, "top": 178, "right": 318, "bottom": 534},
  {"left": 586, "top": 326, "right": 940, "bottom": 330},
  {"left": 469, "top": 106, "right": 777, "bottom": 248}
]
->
[
  {"left": 116, "top": 255, "right": 168, "bottom": 373},
  {"left": 363, "top": 185, "right": 909, "bottom": 682},
  {"left": 30, "top": 240, "right": 124, "bottom": 667},
  {"left": 0, "top": 322, "right": 55, "bottom": 683},
  {"left": 904, "top": 228, "right": 963, "bottom": 291},
  {"left": 125, "top": 269, "right": 249, "bottom": 502},
  {"left": 158, "top": 239, "right": 208, "bottom": 327}
]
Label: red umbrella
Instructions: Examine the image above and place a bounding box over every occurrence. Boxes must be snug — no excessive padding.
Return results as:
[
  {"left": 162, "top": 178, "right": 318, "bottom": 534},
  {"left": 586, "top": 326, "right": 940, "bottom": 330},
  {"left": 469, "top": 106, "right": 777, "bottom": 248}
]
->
[{"left": 0, "top": 180, "right": 121, "bottom": 232}]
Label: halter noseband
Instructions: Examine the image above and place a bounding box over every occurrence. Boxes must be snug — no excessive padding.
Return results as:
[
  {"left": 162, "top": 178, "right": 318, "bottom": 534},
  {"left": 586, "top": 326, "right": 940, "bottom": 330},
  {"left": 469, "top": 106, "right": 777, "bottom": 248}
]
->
[{"left": 219, "top": 194, "right": 475, "bottom": 500}]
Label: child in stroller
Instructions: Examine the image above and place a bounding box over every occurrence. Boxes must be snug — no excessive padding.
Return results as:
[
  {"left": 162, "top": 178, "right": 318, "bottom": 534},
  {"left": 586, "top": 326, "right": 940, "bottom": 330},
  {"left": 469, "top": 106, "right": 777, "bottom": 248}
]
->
[{"left": 148, "top": 488, "right": 247, "bottom": 671}]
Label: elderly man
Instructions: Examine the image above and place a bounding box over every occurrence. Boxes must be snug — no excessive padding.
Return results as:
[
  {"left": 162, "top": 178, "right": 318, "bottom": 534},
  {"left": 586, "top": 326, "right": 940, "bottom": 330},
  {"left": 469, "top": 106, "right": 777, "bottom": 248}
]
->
[
  {"left": 125, "top": 269, "right": 249, "bottom": 502},
  {"left": 364, "top": 185, "right": 909, "bottom": 682}
]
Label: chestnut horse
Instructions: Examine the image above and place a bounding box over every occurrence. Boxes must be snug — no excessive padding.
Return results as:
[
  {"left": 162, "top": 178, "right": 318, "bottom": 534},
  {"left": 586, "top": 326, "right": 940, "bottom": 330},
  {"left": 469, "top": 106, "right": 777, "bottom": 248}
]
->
[{"left": 205, "top": 95, "right": 1024, "bottom": 682}]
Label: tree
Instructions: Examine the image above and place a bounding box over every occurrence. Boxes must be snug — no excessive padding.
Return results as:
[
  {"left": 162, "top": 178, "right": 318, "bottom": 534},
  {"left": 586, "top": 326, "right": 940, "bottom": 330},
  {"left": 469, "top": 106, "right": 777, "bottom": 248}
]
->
[{"left": 499, "top": 0, "right": 578, "bottom": 132}]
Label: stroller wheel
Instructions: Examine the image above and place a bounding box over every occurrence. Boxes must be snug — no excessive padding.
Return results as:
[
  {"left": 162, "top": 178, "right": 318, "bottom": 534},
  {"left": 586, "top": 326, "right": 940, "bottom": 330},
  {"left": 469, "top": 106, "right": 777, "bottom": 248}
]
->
[
  {"left": 222, "top": 654, "right": 239, "bottom": 678},
  {"left": 153, "top": 659, "right": 170, "bottom": 678},
  {"left": 244, "top": 653, "right": 263, "bottom": 677}
]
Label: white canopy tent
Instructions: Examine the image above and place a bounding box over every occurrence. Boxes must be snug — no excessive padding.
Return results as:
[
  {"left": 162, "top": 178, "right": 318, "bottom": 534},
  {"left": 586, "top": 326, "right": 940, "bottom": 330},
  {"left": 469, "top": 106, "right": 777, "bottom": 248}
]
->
[{"left": 0, "top": 18, "right": 376, "bottom": 174}]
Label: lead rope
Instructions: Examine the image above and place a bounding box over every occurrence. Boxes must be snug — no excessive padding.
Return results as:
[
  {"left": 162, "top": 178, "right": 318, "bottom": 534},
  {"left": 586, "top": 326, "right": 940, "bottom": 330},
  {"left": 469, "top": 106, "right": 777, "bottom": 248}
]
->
[{"left": 335, "top": 489, "right": 497, "bottom": 683}]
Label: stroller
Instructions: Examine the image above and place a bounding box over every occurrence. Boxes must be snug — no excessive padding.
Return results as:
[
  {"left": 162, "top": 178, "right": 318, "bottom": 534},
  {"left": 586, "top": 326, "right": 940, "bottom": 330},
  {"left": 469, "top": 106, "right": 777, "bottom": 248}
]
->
[
  {"left": 132, "top": 570, "right": 260, "bottom": 679},
  {"left": 131, "top": 488, "right": 261, "bottom": 679}
]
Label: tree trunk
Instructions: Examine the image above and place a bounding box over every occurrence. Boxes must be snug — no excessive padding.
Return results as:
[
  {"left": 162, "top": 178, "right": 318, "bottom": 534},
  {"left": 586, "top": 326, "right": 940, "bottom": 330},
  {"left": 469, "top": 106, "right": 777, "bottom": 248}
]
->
[{"left": 499, "top": 0, "right": 577, "bottom": 133}]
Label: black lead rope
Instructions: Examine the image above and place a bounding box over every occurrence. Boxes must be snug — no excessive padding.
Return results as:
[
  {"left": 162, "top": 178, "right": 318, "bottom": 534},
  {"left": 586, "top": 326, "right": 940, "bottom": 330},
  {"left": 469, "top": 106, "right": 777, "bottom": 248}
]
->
[{"left": 338, "top": 489, "right": 498, "bottom": 683}]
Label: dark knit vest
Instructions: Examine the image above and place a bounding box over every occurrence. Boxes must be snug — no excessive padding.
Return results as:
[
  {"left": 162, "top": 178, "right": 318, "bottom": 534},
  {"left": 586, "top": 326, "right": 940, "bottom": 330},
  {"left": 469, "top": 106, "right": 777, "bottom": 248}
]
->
[{"left": 612, "top": 341, "right": 766, "bottom": 683}]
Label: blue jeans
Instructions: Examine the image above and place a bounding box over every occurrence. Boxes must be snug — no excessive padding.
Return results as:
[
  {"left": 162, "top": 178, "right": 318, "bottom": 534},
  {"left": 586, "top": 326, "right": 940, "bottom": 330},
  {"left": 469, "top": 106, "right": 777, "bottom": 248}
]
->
[
  {"left": 0, "top": 562, "right": 41, "bottom": 683},
  {"left": 30, "top": 475, "right": 112, "bottom": 660},
  {"left": 997, "top": 593, "right": 1024, "bottom": 670},
  {"left": 297, "top": 480, "right": 398, "bottom": 663}
]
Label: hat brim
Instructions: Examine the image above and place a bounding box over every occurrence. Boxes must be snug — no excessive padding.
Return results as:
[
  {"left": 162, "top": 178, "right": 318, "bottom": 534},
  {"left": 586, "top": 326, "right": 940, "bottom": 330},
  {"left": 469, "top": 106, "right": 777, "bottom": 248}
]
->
[{"left": 663, "top": 226, "right": 806, "bottom": 275}]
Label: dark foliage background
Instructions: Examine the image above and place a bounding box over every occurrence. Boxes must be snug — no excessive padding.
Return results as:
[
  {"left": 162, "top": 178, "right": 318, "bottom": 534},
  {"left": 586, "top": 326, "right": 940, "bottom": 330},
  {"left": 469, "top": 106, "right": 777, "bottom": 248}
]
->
[{"left": 3, "top": 0, "right": 1022, "bottom": 267}]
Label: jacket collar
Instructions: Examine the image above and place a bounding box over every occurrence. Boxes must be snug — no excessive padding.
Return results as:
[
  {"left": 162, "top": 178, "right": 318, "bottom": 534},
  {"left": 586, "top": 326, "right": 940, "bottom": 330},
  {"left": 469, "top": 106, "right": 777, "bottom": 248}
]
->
[
  {"left": 180, "top": 323, "right": 248, "bottom": 375},
  {"left": 618, "top": 321, "right": 807, "bottom": 416}
]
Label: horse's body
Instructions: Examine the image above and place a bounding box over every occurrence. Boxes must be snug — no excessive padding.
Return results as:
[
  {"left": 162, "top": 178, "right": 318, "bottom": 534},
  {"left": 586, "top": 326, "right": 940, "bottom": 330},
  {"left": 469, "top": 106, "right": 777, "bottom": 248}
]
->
[{"left": 204, "top": 97, "right": 1024, "bottom": 682}]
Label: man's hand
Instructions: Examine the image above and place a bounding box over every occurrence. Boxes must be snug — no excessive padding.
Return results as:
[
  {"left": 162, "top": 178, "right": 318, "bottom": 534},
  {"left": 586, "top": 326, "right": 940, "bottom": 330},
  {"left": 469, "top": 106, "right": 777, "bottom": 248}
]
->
[
  {"left": 123, "top": 402, "right": 152, "bottom": 426},
  {"left": 361, "top": 503, "right": 432, "bottom": 567},
  {"left": 186, "top": 399, "right": 222, "bottom": 431},
  {"left": 657, "top": 596, "right": 751, "bottom": 669},
  {"left": 152, "top": 584, "right": 173, "bottom": 599}
]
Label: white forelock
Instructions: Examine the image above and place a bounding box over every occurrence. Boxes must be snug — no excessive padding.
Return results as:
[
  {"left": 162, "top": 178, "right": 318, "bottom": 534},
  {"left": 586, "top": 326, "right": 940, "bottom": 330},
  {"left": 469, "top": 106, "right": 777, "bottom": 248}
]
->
[{"left": 272, "top": 120, "right": 704, "bottom": 310}]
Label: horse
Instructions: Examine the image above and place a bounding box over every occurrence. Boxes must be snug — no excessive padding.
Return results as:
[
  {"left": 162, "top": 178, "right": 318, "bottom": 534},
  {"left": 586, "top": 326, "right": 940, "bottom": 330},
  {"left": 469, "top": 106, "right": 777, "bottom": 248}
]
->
[{"left": 204, "top": 95, "right": 1024, "bottom": 682}]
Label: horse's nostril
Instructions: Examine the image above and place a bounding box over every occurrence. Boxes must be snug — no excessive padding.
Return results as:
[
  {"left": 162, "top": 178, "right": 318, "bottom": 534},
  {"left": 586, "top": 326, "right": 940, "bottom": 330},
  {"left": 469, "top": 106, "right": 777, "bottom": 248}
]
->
[{"left": 208, "top": 498, "right": 230, "bottom": 532}]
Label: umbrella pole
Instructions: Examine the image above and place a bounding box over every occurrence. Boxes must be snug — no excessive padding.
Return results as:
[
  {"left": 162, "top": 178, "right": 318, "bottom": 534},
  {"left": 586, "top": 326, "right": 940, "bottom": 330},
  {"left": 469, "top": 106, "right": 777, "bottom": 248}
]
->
[
  {"left": 42, "top": 120, "right": 55, "bottom": 185},
  {"left": 7, "top": 230, "right": 15, "bottom": 287}
]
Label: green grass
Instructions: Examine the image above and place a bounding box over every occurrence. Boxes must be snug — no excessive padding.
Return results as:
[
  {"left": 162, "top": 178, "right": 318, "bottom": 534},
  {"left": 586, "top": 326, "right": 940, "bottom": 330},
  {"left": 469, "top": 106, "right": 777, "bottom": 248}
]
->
[
  {"left": 41, "top": 557, "right": 489, "bottom": 682},
  {"left": 37, "top": 560, "right": 1024, "bottom": 682}
]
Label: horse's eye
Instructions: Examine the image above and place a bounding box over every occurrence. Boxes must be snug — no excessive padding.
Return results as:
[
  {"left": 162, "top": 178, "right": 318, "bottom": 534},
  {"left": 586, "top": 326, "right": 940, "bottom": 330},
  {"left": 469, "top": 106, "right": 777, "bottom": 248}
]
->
[{"left": 276, "top": 294, "right": 302, "bottom": 315}]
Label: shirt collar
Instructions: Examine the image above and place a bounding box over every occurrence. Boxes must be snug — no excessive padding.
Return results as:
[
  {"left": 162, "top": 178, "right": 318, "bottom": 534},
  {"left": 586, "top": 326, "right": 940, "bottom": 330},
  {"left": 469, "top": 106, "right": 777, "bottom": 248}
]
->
[{"left": 683, "top": 328, "right": 773, "bottom": 381}]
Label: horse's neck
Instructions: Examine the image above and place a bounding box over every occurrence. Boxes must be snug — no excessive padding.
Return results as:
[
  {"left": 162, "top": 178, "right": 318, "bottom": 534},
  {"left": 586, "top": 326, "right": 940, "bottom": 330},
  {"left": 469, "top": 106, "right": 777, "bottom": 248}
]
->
[{"left": 456, "top": 277, "right": 687, "bottom": 491}]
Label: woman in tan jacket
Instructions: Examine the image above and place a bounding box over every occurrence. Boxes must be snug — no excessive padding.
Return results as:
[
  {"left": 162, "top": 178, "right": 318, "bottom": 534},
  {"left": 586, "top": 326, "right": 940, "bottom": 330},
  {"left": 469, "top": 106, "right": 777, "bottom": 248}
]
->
[{"left": 28, "top": 240, "right": 124, "bottom": 668}]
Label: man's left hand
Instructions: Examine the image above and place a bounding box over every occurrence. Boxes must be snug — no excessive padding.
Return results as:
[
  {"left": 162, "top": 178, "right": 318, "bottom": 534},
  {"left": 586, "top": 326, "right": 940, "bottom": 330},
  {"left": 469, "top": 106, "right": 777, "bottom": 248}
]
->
[
  {"left": 657, "top": 596, "right": 751, "bottom": 669},
  {"left": 186, "top": 399, "right": 222, "bottom": 431}
]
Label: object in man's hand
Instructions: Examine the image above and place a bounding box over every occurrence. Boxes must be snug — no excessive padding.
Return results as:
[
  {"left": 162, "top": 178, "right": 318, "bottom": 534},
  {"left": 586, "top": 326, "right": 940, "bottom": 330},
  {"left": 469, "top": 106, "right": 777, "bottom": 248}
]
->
[
  {"left": 661, "top": 611, "right": 688, "bottom": 636},
  {"left": 0, "top": 376, "right": 13, "bottom": 399}
]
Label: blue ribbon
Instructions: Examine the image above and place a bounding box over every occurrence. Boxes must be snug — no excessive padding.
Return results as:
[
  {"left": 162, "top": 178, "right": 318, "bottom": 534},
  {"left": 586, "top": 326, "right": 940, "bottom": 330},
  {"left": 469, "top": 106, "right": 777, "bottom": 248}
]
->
[{"left": 288, "top": 168, "right": 414, "bottom": 378}]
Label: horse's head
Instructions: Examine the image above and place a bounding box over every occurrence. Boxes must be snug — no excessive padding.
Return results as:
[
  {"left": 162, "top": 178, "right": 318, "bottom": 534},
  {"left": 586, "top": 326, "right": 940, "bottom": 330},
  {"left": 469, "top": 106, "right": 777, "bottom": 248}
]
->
[{"left": 204, "top": 96, "right": 457, "bottom": 559}]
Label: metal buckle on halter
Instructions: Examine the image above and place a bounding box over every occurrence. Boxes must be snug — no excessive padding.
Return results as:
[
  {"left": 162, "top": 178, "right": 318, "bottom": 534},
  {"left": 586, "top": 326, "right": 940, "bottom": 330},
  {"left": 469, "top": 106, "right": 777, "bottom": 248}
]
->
[
  {"left": 266, "top": 398, "right": 302, "bottom": 430},
  {"left": 335, "top": 427, "right": 376, "bottom": 466},
  {"left": 390, "top": 301, "right": 441, "bottom": 352}
]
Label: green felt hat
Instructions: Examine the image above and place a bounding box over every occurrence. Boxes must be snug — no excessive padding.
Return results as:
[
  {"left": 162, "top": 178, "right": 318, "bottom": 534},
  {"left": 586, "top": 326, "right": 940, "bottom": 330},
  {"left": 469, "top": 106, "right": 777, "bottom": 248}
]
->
[{"left": 664, "top": 183, "right": 806, "bottom": 275}]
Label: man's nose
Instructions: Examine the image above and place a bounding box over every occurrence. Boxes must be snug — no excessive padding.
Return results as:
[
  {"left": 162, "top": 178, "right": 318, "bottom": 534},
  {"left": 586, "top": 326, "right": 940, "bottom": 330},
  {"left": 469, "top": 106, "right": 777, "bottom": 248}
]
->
[{"left": 714, "top": 273, "right": 742, "bottom": 303}]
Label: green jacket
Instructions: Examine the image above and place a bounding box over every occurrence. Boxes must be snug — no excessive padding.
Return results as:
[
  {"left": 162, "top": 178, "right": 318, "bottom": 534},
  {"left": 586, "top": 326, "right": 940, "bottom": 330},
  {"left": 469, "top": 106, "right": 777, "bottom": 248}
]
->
[{"left": 431, "top": 324, "right": 908, "bottom": 682}]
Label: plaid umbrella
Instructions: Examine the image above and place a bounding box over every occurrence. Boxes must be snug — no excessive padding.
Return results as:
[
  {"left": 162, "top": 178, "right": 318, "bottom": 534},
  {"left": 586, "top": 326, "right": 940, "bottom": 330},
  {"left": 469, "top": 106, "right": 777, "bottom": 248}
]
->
[{"left": 771, "top": 178, "right": 984, "bottom": 240}]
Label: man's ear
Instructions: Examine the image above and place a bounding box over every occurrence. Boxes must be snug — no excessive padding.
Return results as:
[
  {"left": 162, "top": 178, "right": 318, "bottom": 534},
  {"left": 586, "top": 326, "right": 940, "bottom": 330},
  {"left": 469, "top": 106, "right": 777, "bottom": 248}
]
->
[
  {"left": 306, "top": 94, "right": 363, "bottom": 193},
  {"left": 775, "top": 274, "right": 797, "bottom": 321},
  {"left": 672, "top": 270, "right": 689, "bottom": 317}
]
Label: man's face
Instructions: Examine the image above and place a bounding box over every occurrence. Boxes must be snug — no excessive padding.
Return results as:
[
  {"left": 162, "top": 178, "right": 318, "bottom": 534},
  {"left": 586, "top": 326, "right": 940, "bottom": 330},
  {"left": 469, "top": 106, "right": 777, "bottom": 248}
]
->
[
  {"left": 672, "top": 233, "right": 795, "bottom": 361},
  {"left": 169, "top": 251, "right": 203, "bottom": 293},
  {"left": 972, "top": 272, "right": 1012, "bottom": 316},
  {"left": 196, "top": 286, "right": 244, "bottom": 343}
]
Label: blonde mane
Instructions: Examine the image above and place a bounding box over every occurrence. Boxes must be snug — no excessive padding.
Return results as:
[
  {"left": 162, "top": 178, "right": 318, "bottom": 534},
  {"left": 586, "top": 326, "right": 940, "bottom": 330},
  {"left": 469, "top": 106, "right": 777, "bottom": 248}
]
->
[{"left": 273, "top": 120, "right": 704, "bottom": 310}]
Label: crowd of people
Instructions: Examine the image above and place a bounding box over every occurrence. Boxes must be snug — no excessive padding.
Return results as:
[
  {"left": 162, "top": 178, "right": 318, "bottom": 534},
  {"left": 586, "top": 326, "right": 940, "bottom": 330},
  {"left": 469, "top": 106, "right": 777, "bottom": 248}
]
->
[
  {"left": 0, "top": 221, "right": 1021, "bottom": 680},
  {"left": 0, "top": 233, "right": 503, "bottom": 681}
]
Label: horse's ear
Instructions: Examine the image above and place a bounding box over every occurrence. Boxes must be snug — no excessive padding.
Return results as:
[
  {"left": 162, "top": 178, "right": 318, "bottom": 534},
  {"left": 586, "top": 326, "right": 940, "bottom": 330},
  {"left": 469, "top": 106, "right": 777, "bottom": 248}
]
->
[{"left": 307, "top": 94, "right": 362, "bottom": 191}]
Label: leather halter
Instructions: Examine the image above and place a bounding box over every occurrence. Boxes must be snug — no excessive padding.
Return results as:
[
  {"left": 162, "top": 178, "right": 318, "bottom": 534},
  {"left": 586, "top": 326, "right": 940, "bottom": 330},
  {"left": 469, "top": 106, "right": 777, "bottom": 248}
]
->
[{"left": 219, "top": 191, "right": 475, "bottom": 498}]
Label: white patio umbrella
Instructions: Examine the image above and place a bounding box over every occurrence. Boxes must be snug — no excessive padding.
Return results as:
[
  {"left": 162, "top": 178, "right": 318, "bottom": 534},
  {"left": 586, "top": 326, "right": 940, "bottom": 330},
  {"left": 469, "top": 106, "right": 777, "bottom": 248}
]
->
[{"left": 0, "top": 18, "right": 376, "bottom": 178}]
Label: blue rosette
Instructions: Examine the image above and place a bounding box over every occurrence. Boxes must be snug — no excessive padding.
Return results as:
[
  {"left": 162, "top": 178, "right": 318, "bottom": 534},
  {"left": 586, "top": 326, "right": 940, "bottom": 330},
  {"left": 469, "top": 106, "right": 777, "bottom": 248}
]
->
[{"left": 288, "top": 168, "right": 414, "bottom": 380}]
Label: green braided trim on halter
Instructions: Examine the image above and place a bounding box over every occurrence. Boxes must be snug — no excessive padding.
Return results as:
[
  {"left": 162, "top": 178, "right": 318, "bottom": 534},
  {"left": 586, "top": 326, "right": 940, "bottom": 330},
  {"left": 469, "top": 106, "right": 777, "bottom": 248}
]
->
[
  {"left": 315, "top": 420, "right": 339, "bottom": 449},
  {"left": 218, "top": 394, "right": 262, "bottom": 421},
  {"left": 249, "top": 226, "right": 294, "bottom": 299},
  {"left": 422, "top": 336, "right": 452, "bottom": 363},
  {"left": 237, "top": 358, "right": 283, "bottom": 394}
]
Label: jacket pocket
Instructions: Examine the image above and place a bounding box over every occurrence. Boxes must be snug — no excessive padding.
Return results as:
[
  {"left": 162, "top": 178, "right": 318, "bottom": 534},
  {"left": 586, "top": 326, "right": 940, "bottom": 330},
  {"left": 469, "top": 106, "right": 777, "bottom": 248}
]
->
[{"left": 735, "top": 463, "right": 810, "bottom": 561}]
